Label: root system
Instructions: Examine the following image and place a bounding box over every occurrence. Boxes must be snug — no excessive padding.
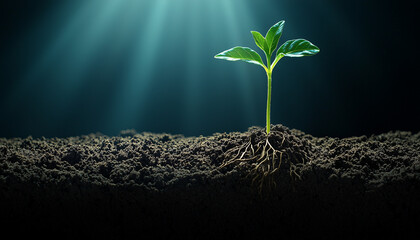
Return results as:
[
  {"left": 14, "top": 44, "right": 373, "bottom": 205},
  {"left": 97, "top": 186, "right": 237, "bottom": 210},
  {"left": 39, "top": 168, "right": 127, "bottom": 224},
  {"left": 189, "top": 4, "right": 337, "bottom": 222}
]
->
[{"left": 219, "top": 126, "right": 311, "bottom": 192}]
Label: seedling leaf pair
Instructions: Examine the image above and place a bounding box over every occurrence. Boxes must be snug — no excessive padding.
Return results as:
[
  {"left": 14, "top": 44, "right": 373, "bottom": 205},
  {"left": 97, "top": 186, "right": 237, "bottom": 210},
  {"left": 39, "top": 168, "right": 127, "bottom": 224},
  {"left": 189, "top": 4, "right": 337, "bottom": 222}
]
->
[
  {"left": 214, "top": 20, "right": 319, "bottom": 134},
  {"left": 254, "top": 20, "right": 285, "bottom": 58}
]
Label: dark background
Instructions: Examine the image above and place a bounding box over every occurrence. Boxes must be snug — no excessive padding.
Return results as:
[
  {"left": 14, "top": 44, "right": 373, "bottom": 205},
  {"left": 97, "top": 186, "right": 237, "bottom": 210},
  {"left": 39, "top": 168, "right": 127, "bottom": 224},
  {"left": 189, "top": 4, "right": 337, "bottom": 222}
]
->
[{"left": 0, "top": 0, "right": 418, "bottom": 138}]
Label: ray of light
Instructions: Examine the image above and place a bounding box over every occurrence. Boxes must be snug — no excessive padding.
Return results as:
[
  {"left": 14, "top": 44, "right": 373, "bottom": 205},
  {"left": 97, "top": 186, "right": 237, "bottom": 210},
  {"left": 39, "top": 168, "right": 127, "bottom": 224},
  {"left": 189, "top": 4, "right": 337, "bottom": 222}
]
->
[
  {"left": 220, "top": 0, "right": 258, "bottom": 126},
  {"left": 4, "top": 1, "right": 96, "bottom": 100},
  {"left": 2, "top": 0, "right": 128, "bottom": 136},
  {"left": 183, "top": 0, "right": 205, "bottom": 132},
  {"left": 5, "top": 0, "right": 125, "bottom": 103},
  {"left": 104, "top": 0, "right": 171, "bottom": 131},
  {"left": 174, "top": 0, "right": 263, "bottom": 134}
]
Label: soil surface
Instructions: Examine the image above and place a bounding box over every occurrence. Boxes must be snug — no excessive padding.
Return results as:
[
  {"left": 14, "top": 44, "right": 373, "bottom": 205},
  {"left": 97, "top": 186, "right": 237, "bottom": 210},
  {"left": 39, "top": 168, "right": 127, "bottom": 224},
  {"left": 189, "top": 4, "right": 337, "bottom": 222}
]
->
[{"left": 1, "top": 124, "right": 419, "bottom": 239}]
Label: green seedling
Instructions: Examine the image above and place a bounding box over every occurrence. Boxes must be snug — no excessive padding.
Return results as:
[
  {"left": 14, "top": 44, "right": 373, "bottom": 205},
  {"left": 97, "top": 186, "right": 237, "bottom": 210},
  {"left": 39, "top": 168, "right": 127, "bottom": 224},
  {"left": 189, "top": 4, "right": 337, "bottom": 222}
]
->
[
  {"left": 215, "top": 20, "right": 319, "bottom": 134},
  {"left": 215, "top": 20, "right": 319, "bottom": 191}
]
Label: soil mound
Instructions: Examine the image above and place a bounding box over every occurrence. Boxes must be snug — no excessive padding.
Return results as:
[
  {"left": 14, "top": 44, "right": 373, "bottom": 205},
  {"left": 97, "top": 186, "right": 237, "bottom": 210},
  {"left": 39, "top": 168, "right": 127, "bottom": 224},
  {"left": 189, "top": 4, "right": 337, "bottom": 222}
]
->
[{"left": 1, "top": 125, "right": 419, "bottom": 238}]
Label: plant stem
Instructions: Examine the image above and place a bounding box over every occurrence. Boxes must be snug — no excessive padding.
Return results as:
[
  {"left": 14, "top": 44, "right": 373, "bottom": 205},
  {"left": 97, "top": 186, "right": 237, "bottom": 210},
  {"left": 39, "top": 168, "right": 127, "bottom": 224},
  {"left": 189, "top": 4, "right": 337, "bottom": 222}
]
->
[{"left": 266, "top": 71, "right": 272, "bottom": 134}]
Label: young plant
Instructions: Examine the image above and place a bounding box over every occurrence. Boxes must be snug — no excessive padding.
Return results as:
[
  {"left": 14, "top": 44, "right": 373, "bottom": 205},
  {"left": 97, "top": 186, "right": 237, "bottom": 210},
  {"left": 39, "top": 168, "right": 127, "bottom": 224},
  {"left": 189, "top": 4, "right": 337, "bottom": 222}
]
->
[{"left": 215, "top": 20, "right": 319, "bottom": 134}]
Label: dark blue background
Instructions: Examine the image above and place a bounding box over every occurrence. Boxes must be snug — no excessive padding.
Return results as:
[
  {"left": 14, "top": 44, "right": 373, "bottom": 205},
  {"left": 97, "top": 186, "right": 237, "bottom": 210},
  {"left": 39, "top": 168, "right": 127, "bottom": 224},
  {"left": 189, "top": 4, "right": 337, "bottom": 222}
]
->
[{"left": 0, "top": 0, "right": 418, "bottom": 138}]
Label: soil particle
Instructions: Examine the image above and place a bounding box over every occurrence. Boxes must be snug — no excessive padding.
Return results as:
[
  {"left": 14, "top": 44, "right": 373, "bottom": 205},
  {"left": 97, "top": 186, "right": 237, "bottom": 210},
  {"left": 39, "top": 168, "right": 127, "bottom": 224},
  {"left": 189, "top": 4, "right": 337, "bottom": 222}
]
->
[{"left": 0, "top": 125, "right": 419, "bottom": 239}]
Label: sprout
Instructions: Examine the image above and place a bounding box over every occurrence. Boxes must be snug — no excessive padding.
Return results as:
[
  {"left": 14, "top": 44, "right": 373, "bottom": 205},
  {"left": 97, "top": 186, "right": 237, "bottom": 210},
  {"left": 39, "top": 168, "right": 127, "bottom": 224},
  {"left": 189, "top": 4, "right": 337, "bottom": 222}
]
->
[{"left": 215, "top": 20, "right": 319, "bottom": 134}]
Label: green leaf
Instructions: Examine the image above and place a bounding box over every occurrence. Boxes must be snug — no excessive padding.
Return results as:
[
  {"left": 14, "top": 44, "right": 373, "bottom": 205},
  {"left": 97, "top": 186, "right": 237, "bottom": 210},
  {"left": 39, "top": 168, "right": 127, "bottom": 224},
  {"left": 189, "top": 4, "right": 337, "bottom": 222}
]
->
[
  {"left": 271, "top": 39, "right": 319, "bottom": 70},
  {"left": 251, "top": 31, "right": 269, "bottom": 55},
  {"left": 214, "top": 46, "right": 266, "bottom": 69},
  {"left": 276, "top": 39, "right": 320, "bottom": 57},
  {"left": 265, "top": 20, "right": 285, "bottom": 55}
]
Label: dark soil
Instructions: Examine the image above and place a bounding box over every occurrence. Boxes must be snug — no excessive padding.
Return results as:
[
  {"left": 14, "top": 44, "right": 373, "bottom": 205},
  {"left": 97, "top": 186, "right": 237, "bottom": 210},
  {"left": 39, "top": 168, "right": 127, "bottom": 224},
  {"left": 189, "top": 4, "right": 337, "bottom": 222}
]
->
[{"left": 1, "top": 124, "right": 419, "bottom": 239}]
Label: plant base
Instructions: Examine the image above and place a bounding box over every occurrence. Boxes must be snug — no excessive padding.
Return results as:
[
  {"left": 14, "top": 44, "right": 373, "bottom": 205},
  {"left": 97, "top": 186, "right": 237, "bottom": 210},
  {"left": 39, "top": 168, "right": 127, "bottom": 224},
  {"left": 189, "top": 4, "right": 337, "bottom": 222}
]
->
[{"left": 219, "top": 128, "right": 306, "bottom": 193}]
